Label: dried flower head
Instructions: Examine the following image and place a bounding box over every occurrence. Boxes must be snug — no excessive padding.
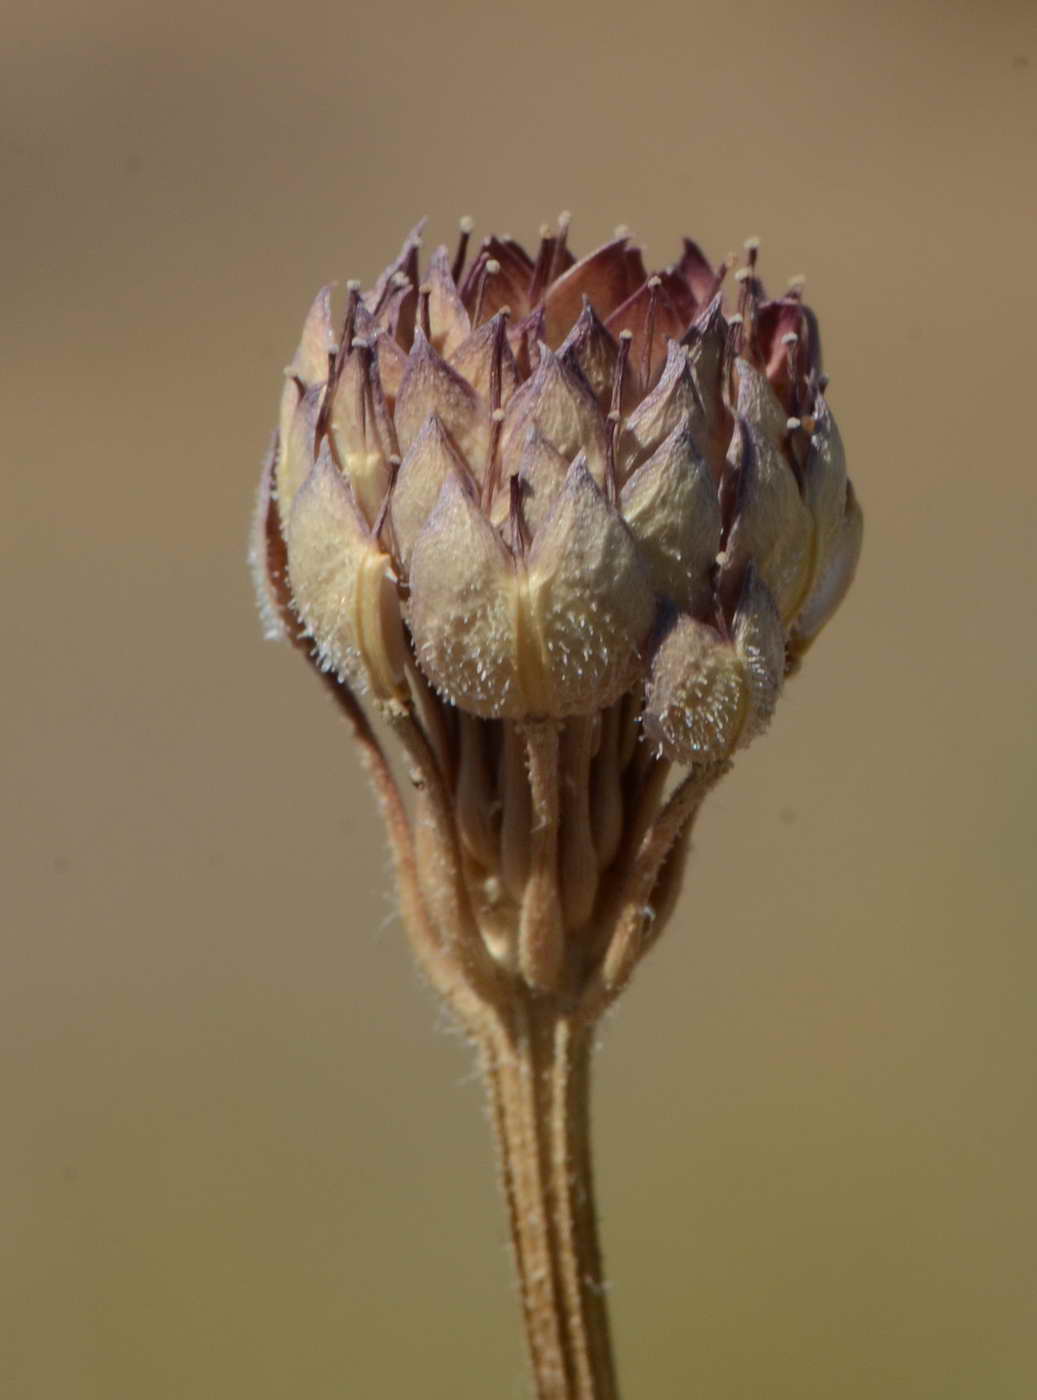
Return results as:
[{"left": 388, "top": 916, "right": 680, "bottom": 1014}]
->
[{"left": 250, "top": 214, "right": 862, "bottom": 1399}]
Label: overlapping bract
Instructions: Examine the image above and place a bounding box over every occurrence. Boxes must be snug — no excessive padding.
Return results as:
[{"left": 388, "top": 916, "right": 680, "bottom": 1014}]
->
[{"left": 255, "top": 219, "right": 861, "bottom": 758}]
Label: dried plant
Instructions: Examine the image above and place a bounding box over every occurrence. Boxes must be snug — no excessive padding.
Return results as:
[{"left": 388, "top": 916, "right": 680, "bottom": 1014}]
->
[{"left": 250, "top": 214, "right": 862, "bottom": 1398}]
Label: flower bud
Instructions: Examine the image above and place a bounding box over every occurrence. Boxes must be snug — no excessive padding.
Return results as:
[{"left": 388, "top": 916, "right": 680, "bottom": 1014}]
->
[
  {"left": 521, "top": 458, "right": 655, "bottom": 714},
  {"left": 449, "top": 312, "right": 519, "bottom": 407},
  {"left": 717, "top": 369, "right": 813, "bottom": 624},
  {"left": 395, "top": 328, "right": 488, "bottom": 475},
  {"left": 391, "top": 413, "right": 473, "bottom": 566},
  {"left": 791, "top": 398, "right": 863, "bottom": 651},
  {"left": 287, "top": 285, "right": 335, "bottom": 390},
  {"left": 644, "top": 616, "right": 748, "bottom": 763},
  {"left": 276, "top": 379, "right": 324, "bottom": 521},
  {"left": 558, "top": 301, "right": 625, "bottom": 409},
  {"left": 408, "top": 460, "right": 654, "bottom": 718},
  {"left": 285, "top": 443, "right": 407, "bottom": 702},
  {"left": 327, "top": 340, "right": 395, "bottom": 526},
  {"left": 619, "top": 423, "right": 720, "bottom": 617},
  {"left": 644, "top": 563, "right": 783, "bottom": 764},
  {"left": 424, "top": 245, "right": 471, "bottom": 358},
  {"left": 500, "top": 345, "right": 608, "bottom": 486},
  {"left": 539, "top": 236, "right": 635, "bottom": 345},
  {"left": 512, "top": 427, "right": 571, "bottom": 536},
  {"left": 619, "top": 339, "right": 704, "bottom": 479},
  {"left": 255, "top": 217, "right": 861, "bottom": 735},
  {"left": 406, "top": 474, "right": 521, "bottom": 717}
]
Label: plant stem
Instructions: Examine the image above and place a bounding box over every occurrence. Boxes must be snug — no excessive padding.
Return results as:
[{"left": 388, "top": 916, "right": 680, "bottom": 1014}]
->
[{"left": 481, "top": 998, "right": 618, "bottom": 1400}]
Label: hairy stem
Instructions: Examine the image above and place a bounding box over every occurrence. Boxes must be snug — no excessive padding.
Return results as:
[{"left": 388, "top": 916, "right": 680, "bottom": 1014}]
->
[{"left": 481, "top": 1000, "right": 618, "bottom": 1400}]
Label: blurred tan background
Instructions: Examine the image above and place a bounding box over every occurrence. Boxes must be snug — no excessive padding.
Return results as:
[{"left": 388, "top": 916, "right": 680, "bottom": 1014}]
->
[{"left": 3, "top": 0, "right": 1036, "bottom": 1395}]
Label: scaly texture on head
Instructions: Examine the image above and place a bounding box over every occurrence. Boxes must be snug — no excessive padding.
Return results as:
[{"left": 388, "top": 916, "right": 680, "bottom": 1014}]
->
[{"left": 250, "top": 215, "right": 862, "bottom": 1012}]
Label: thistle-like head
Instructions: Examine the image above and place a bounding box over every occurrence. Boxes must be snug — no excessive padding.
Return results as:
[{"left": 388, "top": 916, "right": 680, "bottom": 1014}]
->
[{"left": 251, "top": 217, "right": 861, "bottom": 1015}]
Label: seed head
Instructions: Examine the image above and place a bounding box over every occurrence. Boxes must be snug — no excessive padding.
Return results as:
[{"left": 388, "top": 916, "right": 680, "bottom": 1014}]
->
[
  {"left": 250, "top": 216, "right": 863, "bottom": 1009},
  {"left": 256, "top": 220, "right": 859, "bottom": 734}
]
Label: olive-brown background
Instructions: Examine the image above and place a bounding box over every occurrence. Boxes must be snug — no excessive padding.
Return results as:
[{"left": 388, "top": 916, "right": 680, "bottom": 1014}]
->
[{"left": 4, "top": 0, "right": 1035, "bottom": 1395}]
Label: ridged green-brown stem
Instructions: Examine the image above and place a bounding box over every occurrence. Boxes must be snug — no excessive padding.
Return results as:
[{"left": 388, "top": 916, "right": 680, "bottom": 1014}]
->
[{"left": 481, "top": 1002, "right": 615, "bottom": 1398}]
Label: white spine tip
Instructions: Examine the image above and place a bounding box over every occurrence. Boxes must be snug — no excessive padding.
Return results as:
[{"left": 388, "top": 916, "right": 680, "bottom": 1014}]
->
[
  {"left": 788, "top": 274, "right": 807, "bottom": 290},
  {"left": 728, "top": 313, "right": 744, "bottom": 326},
  {"left": 346, "top": 278, "right": 362, "bottom": 292},
  {"left": 491, "top": 407, "right": 506, "bottom": 423},
  {"left": 744, "top": 236, "right": 761, "bottom": 251},
  {"left": 459, "top": 215, "right": 475, "bottom": 233},
  {"left": 558, "top": 209, "right": 572, "bottom": 228},
  {"left": 734, "top": 266, "right": 752, "bottom": 283},
  {"left": 619, "top": 328, "right": 634, "bottom": 342},
  {"left": 485, "top": 259, "right": 501, "bottom": 275},
  {"left": 351, "top": 336, "right": 370, "bottom": 350},
  {"left": 781, "top": 331, "right": 799, "bottom": 345},
  {"left": 613, "top": 223, "right": 631, "bottom": 238},
  {"left": 647, "top": 275, "right": 662, "bottom": 288},
  {"left": 786, "top": 417, "right": 802, "bottom": 431}
]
